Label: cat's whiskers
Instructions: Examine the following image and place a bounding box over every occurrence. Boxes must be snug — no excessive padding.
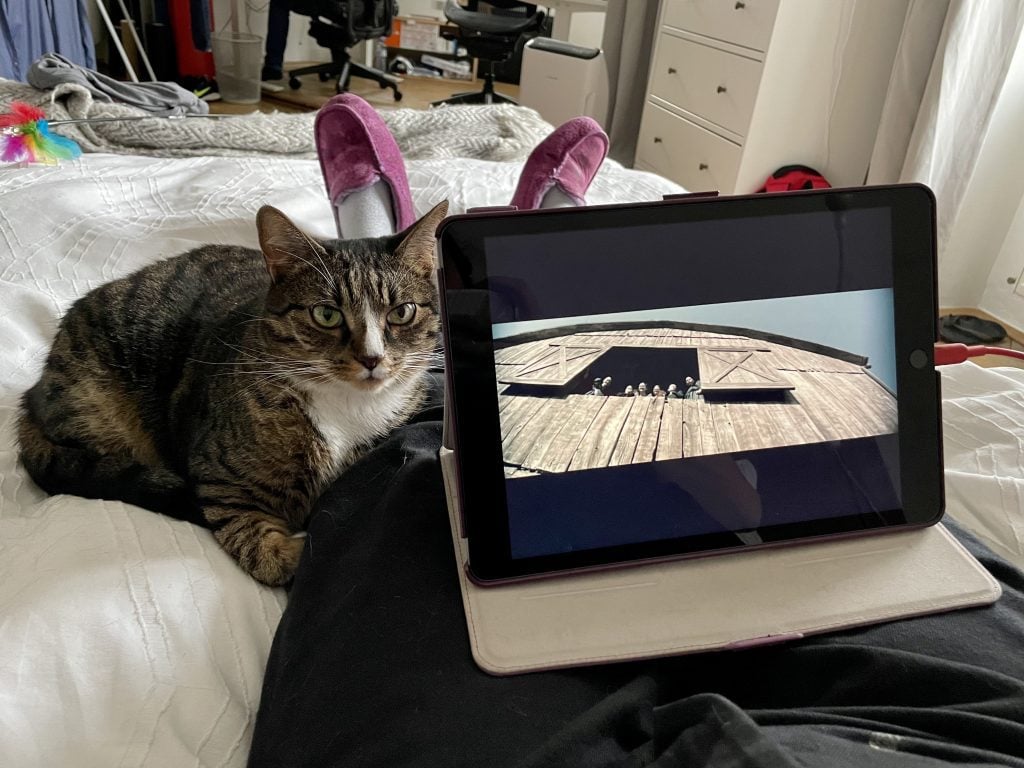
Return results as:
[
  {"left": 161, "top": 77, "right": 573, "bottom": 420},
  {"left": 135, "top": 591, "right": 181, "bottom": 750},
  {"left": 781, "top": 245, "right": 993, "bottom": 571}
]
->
[
  {"left": 215, "top": 337, "right": 311, "bottom": 364},
  {"left": 280, "top": 246, "right": 334, "bottom": 294}
]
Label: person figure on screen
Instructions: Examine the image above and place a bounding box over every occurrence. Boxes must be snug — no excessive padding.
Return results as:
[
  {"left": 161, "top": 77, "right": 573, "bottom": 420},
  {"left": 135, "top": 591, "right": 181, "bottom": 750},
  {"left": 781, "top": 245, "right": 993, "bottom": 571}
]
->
[
  {"left": 588, "top": 378, "right": 603, "bottom": 395},
  {"left": 638, "top": 383, "right": 649, "bottom": 397},
  {"left": 684, "top": 377, "right": 700, "bottom": 400},
  {"left": 666, "top": 383, "right": 681, "bottom": 399},
  {"left": 601, "top": 377, "right": 613, "bottom": 396},
  {"left": 622, "top": 385, "right": 636, "bottom": 397},
  {"left": 652, "top": 385, "right": 664, "bottom": 398}
]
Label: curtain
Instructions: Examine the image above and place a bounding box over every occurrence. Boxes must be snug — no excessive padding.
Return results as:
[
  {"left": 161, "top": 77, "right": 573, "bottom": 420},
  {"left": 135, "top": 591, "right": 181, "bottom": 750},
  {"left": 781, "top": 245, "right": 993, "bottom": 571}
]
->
[
  {"left": 600, "top": 0, "right": 659, "bottom": 166},
  {"left": 0, "top": 0, "right": 96, "bottom": 81},
  {"left": 868, "top": 0, "right": 1024, "bottom": 317}
]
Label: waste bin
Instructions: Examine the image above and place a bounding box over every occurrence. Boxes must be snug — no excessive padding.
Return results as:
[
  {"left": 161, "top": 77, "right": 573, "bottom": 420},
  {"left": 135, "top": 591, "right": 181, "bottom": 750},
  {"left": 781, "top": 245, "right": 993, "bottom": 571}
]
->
[{"left": 212, "top": 31, "right": 262, "bottom": 104}]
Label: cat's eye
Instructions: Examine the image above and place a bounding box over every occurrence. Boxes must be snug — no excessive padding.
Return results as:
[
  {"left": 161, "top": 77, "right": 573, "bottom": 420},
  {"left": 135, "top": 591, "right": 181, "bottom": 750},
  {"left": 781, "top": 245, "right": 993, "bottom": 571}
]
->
[
  {"left": 387, "top": 303, "right": 417, "bottom": 326},
  {"left": 311, "top": 304, "right": 343, "bottom": 329}
]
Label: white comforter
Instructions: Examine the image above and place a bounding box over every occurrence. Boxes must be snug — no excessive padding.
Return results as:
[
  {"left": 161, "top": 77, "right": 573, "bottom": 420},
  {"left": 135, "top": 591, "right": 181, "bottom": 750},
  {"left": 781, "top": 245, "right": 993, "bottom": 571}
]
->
[
  {"left": 0, "top": 152, "right": 681, "bottom": 767},
  {"left": 1, "top": 152, "right": 1022, "bottom": 767}
]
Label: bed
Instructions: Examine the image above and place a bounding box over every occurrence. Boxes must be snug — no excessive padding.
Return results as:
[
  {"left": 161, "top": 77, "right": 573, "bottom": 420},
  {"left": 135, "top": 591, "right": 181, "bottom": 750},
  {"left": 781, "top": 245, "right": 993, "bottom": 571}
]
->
[{"left": 1, "top": 103, "right": 1022, "bottom": 767}]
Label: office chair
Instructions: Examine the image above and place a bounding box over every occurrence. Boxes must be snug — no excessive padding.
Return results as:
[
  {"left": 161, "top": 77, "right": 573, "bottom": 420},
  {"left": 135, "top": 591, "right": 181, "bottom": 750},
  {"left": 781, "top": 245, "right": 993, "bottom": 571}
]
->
[
  {"left": 287, "top": 0, "right": 402, "bottom": 101},
  {"left": 433, "top": 0, "right": 544, "bottom": 106}
]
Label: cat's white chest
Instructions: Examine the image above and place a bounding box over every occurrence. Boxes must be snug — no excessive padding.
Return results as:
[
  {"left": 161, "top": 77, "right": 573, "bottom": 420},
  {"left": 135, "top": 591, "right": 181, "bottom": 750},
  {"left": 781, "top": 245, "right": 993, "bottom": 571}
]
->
[{"left": 302, "top": 379, "right": 412, "bottom": 480}]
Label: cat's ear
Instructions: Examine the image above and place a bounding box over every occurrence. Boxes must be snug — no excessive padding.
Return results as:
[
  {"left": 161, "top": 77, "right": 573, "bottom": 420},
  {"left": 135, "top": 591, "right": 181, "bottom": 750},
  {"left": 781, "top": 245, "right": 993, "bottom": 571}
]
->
[
  {"left": 391, "top": 200, "right": 449, "bottom": 275},
  {"left": 256, "top": 205, "right": 322, "bottom": 283}
]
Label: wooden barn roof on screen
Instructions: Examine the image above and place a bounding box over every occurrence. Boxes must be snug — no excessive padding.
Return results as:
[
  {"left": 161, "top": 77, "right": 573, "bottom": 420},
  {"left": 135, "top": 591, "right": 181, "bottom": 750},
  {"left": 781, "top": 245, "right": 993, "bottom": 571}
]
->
[{"left": 494, "top": 324, "right": 896, "bottom": 477}]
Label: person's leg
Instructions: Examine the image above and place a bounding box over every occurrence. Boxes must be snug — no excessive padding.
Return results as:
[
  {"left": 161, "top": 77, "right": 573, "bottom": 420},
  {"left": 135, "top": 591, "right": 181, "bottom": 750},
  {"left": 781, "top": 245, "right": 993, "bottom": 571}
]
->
[
  {"left": 510, "top": 116, "right": 609, "bottom": 210},
  {"left": 248, "top": 411, "right": 1024, "bottom": 768},
  {"left": 314, "top": 94, "right": 415, "bottom": 239},
  {"left": 261, "top": 0, "right": 290, "bottom": 81}
]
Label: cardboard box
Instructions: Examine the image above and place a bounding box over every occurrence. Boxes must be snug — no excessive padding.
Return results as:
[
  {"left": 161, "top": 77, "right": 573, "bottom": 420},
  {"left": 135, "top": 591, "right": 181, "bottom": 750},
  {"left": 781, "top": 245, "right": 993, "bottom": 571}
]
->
[{"left": 383, "top": 17, "right": 456, "bottom": 55}]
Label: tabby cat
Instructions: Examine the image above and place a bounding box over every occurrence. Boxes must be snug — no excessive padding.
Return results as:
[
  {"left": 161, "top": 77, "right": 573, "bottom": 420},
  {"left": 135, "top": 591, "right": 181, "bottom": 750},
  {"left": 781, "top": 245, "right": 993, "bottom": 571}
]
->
[{"left": 18, "top": 201, "right": 448, "bottom": 585}]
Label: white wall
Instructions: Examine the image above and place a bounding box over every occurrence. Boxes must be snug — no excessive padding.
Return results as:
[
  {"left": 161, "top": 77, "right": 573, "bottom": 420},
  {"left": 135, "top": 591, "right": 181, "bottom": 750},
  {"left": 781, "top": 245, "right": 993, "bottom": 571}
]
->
[
  {"left": 978, "top": 194, "right": 1024, "bottom": 328},
  {"left": 945, "top": 25, "right": 1024, "bottom": 328}
]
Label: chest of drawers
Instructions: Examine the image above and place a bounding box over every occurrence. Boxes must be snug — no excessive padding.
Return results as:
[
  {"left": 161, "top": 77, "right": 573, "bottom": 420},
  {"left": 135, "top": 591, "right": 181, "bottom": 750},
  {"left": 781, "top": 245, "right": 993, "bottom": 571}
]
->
[{"left": 634, "top": 0, "right": 910, "bottom": 194}]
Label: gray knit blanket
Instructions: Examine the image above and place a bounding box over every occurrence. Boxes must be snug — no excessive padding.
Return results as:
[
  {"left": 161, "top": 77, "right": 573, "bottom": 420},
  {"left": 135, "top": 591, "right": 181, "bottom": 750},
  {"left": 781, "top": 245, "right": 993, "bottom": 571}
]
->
[{"left": 0, "top": 79, "right": 554, "bottom": 162}]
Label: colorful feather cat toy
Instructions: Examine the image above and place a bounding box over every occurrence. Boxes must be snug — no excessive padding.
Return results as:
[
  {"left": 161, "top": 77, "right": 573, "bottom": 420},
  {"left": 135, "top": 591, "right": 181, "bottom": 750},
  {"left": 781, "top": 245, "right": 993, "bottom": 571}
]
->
[{"left": 0, "top": 101, "right": 82, "bottom": 165}]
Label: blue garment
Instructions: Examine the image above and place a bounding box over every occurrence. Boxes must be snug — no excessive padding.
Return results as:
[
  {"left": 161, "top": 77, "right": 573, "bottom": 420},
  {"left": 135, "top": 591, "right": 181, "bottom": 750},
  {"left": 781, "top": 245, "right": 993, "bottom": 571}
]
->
[
  {"left": 263, "top": 0, "right": 291, "bottom": 73},
  {"left": 190, "top": 0, "right": 211, "bottom": 51},
  {"left": 0, "top": 0, "right": 95, "bottom": 81}
]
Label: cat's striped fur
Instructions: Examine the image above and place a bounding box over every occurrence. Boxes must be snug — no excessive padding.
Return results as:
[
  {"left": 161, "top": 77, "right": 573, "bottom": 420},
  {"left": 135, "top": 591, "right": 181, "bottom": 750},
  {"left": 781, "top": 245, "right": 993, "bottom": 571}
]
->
[{"left": 18, "top": 202, "right": 448, "bottom": 585}]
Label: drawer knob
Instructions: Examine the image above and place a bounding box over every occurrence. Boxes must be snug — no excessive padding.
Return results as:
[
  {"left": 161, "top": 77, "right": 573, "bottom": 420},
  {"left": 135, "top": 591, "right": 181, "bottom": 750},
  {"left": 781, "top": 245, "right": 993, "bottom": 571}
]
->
[
  {"left": 667, "top": 67, "right": 677, "bottom": 74},
  {"left": 734, "top": 1, "right": 746, "bottom": 8},
  {"left": 716, "top": 85, "right": 727, "bottom": 93},
  {"left": 699, "top": 163, "right": 709, "bottom": 170},
  {"left": 653, "top": 137, "right": 663, "bottom": 143}
]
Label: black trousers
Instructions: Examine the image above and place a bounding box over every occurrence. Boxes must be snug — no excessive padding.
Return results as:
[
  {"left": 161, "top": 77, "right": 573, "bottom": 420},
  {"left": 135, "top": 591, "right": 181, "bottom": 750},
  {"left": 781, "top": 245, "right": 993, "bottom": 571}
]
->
[{"left": 249, "top": 403, "right": 1024, "bottom": 768}]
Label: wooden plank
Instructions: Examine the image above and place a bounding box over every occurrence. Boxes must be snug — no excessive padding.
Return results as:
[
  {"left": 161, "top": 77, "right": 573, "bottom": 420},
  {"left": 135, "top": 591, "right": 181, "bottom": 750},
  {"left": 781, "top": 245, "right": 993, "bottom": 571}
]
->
[
  {"left": 762, "top": 399, "right": 829, "bottom": 447},
  {"left": 498, "top": 395, "right": 546, "bottom": 445},
  {"left": 770, "top": 346, "right": 863, "bottom": 374},
  {"left": 506, "top": 398, "right": 572, "bottom": 467},
  {"left": 607, "top": 397, "right": 651, "bottom": 466},
  {"left": 696, "top": 399, "right": 720, "bottom": 456},
  {"left": 502, "top": 344, "right": 605, "bottom": 385},
  {"left": 568, "top": 396, "right": 634, "bottom": 471},
  {"left": 495, "top": 363, "right": 521, "bottom": 382},
  {"left": 654, "top": 397, "right": 684, "bottom": 461},
  {"left": 494, "top": 338, "right": 554, "bottom": 365},
  {"left": 633, "top": 397, "right": 665, "bottom": 463},
  {"left": 531, "top": 395, "right": 607, "bottom": 473},
  {"left": 706, "top": 401, "right": 742, "bottom": 454},
  {"left": 784, "top": 370, "right": 896, "bottom": 441},
  {"left": 681, "top": 399, "right": 700, "bottom": 457},
  {"left": 821, "top": 371, "right": 898, "bottom": 435},
  {"left": 698, "top": 348, "right": 793, "bottom": 391},
  {"left": 727, "top": 401, "right": 789, "bottom": 453}
]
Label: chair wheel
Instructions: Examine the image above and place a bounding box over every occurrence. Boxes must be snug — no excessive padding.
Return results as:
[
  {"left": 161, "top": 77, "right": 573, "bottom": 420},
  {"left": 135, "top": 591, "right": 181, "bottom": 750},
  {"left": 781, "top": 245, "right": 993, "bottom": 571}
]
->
[
  {"left": 289, "top": 77, "right": 302, "bottom": 90},
  {"left": 393, "top": 90, "right": 403, "bottom": 102},
  {"left": 318, "top": 72, "right": 330, "bottom": 82}
]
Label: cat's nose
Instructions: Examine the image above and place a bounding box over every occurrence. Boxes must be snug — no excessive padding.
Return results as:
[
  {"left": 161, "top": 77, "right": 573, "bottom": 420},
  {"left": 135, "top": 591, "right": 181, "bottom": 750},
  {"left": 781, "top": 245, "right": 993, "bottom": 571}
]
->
[{"left": 356, "top": 354, "right": 382, "bottom": 371}]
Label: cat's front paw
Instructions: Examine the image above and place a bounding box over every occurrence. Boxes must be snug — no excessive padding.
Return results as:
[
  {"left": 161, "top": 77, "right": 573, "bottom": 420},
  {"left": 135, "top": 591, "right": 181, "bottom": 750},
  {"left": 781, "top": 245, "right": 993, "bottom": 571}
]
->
[{"left": 213, "top": 516, "right": 306, "bottom": 586}]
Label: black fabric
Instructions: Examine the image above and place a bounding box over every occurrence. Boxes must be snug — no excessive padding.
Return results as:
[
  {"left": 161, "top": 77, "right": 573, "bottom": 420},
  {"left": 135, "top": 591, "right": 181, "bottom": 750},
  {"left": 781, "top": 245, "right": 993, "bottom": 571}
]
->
[
  {"left": 249, "top": 380, "right": 1024, "bottom": 767},
  {"left": 940, "top": 315, "right": 1008, "bottom": 344}
]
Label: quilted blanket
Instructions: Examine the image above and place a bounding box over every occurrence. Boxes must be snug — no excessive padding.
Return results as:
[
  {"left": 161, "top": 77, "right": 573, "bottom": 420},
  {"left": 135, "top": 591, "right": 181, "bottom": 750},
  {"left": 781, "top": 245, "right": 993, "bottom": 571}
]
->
[{"left": 0, "top": 78, "right": 555, "bottom": 161}]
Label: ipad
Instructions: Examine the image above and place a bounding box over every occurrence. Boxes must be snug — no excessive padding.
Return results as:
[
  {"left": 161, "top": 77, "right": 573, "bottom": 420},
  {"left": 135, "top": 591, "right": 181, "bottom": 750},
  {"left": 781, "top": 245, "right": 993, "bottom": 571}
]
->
[{"left": 438, "top": 185, "right": 942, "bottom": 584}]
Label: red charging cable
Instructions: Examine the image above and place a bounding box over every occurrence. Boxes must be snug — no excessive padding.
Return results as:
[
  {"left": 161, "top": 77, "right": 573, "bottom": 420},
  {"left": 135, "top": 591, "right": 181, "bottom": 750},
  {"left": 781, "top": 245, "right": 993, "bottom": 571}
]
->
[{"left": 934, "top": 343, "right": 1024, "bottom": 365}]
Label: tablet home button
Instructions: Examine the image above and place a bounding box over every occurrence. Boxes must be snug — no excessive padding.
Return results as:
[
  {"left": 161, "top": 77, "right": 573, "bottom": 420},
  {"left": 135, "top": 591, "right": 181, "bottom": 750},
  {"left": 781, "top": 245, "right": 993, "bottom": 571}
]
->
[{"left": 909, "top": 349, "right": 929, "bottom": 369}]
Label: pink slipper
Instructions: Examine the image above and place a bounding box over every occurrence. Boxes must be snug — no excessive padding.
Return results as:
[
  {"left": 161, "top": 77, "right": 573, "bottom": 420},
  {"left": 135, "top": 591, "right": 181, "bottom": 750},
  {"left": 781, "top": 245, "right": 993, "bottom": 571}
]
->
[
  {"left": 314, "top": 94, "right": 415, "bottom": 232},
  {"left": 509, "top": 116, "right": 609, "bottom": 210}
]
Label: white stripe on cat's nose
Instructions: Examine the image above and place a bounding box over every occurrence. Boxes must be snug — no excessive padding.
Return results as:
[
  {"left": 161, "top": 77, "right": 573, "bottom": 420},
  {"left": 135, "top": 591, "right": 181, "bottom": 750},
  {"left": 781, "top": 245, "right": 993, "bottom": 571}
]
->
[{"left": 361, "top": 305, "right": 385, "bottom": 360}]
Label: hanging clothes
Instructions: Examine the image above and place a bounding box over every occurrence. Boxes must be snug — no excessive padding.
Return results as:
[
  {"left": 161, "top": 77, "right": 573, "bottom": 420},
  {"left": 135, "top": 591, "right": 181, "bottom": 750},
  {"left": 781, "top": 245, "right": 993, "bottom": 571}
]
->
[{"left": 0, "top": 0, "right": 95, "bottom": 81}]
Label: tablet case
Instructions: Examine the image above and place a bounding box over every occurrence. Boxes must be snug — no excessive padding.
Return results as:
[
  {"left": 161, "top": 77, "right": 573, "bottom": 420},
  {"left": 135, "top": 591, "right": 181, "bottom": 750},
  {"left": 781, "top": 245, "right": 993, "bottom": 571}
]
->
[{"left": 440, "top": 405, "right": 1001, "bottom": 676}]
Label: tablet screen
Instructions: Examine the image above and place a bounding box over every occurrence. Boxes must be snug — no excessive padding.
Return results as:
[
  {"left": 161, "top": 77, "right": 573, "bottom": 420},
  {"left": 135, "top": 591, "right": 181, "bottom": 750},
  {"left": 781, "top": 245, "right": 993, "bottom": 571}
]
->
[{"left": 440, "top": 188, "right": 940, "bottom": 580}]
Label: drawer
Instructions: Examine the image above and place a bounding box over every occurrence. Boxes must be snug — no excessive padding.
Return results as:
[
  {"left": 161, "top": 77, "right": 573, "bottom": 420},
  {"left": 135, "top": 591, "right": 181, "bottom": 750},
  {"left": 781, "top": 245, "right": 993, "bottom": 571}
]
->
[
  {"left": 635, "top": 102, "right": 741, "bottom": 193},
  {"left": 649, "top": 33, "right": 762, "bottom": 137},
  {"left": 662, "top": 0, "right": 780, "bottom": 52}
]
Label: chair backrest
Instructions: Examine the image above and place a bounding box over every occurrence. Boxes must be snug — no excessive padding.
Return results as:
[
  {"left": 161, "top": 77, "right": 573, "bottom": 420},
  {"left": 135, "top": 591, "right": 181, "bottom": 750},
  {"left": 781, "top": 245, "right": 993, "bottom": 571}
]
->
[
  {"left": 290, "top": 0, "right": 396, "bottom": 42},
  {"left": 349, "top": 0, "right": 396, "bottom": 39},
  {"left": 443, "top": 1, "right": 544, "bottom": 64}
]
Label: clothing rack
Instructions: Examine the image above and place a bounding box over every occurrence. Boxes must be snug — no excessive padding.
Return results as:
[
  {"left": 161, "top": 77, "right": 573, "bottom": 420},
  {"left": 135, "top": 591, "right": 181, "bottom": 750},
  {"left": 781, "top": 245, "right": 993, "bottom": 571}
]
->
[{"left": 93, "top": 0, "right": 157, "bottom": 82}]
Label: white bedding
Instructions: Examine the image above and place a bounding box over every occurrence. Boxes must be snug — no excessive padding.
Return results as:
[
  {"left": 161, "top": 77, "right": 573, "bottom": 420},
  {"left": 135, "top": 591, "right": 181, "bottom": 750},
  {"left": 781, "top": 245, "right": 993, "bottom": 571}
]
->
[
  {"left": 0, "top": 151, "right": 681, "bottom": 767},
  {"left": 1, "top": 151, "right": 1022, "bottom": 767}
]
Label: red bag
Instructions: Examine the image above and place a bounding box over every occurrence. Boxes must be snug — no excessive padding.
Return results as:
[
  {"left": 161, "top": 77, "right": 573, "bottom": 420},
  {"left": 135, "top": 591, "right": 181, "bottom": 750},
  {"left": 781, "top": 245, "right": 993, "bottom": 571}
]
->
[{"left": 756, "top": 165, "right": 831, "bottom": 193}]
